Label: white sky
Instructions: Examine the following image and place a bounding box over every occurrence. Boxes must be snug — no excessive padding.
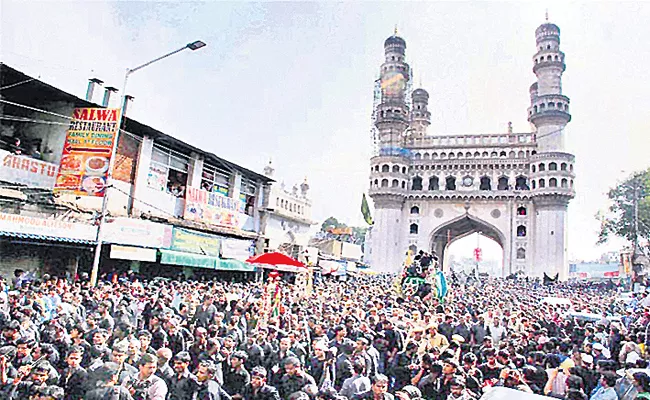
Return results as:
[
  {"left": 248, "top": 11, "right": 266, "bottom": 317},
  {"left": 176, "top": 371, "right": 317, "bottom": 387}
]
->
[{"left": 2, "top": 1, "right": 649, "bottom": 262}]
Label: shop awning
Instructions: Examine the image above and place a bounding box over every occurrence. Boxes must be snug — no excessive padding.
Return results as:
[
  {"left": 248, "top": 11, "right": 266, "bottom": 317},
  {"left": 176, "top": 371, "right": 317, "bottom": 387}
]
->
[
  {"left": 159, "top": 249, "right": 217, "bottom": 269},
  {"left": 0, "top": 231, "right": 96, "bottom": 245},
  {"left": 216, "top": 259, "right": 256, "bottom": 272}
]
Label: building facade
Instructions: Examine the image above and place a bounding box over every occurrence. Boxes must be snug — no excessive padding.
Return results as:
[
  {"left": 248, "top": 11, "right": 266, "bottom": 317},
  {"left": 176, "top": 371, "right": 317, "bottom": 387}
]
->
[
  {"left": 0, "top": 64, "right": 272, "bottom": 280},
  {"left": 367, "top": 22, "right": 575, "bottom": 278},
  {"left": 262, "top": 161, "right": 315, "bottom": 258}
]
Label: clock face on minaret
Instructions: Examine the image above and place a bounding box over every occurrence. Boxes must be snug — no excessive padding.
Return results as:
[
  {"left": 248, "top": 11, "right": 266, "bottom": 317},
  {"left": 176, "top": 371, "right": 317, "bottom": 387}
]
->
[{"left": 381, "top": 71, "right": 406, "bottom": 96}]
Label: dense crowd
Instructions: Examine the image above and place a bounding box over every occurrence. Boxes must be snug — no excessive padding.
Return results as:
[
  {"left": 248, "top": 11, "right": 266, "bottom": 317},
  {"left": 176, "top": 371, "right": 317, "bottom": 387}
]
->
[{"left": 0, "top": 267, "right": 649, "bottom": 400}]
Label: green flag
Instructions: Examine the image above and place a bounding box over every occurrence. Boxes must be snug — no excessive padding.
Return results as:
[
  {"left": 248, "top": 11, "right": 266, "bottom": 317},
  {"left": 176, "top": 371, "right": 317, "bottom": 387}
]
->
[{"left": 361, "top": 193, "right": 373, "bottom": 225}]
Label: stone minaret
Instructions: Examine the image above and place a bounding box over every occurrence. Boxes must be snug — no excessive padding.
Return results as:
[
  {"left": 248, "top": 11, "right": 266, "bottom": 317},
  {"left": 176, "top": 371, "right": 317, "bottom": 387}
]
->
[
  {"left": 367, "top": 30, "right": 411, "bottom": 273},
  {"left": 528, "top": 19, "right": 576, "bottom": 280}
]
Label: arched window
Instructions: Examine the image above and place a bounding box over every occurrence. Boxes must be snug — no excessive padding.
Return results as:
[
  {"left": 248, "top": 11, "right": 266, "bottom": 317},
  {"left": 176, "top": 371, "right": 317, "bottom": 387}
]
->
[
  {"left": 549, "top": 162, "right": 557, "bottom": 171},
  {"left": 561, "top": 163, "right": 567, "bottom": 171},
  {"left": 517, "top": 206, "right": 527, "bottom": 216},
  {"left": 382, "top": 164, "right": 389, "bottom": 172},
  {"left": 474, "top": 152, "right": 481, "bottom": 157},
  {"left": 491, "top": 151, "right": 498, "bottom": 157},
  {"left": 392, "top": 179, "right": 399, "bottom": 188},
  {"left": 448, "top": 152, "right": 455, "bottom": 159},
  {"left": 517, "top": 248, "right": 526, "bottom": 259},
  {"left": 509, "top": 151, "right": 516, "bottom": 158},
  {"left": 392, "top": 165, "right": 400, "bottom": 173},
  {"left": 515, "top": 176, "right": 529, "bottom": 190},
  {"left": 401, "top": 181, "right": 406, "bottom": 189},
  {"left": 561, "top": 178, "right": 568, "bottom": 188},
  {"left": 497, "top": 176, "right": 509, "bottom": 190},
  {"left": 549, "top": 178, "right": 557, "bottom": 187},
  {"left": 414, "top": 153, "right": 422, "bottom": 160},
  {"left": 428, "top": 176, "right": 439, "bottom": 191},
  {"left": 482, "top": 152, "right": 489, "bottom": 157},
  {"left": 412, "top": 176, "right": 423, "bottom": 191},
  {"left": 374, "top": 165, "right": 379, "bottom": 172},
  {"left": 408, "top": 244, "right": 418, "bottom": 253},
  {"left": 440, "top": 152, "right": 447, "bottom": 159},
  {"left": 539, "top": 178, "right": 546, "bottom": 188},
  {"left": 432, "top": 153, "right": 438, "bottom": 159},
  {"left": 517, "top": 225, "right": 527, "bottom": 237},
  {"left": 373, "top": 179, "right": 378, "bottom": 187},
  {"left": 539, "top": 163, "right": 546, "bottom": 172},
  {"left": 410, "top": 223, "right": 419, "bottom": 235},
  {"left": 517, "top": 151, "right": 525, "bottom": 158},
  {"left": 531, "top": 150, "right": 537, "bottom": 155},
  {"left": 445, "top": 176, "right": 456, "bottom": 190},
  {"left": 466, "top": 152, "right": 472, "bottom": 158},
  {"left": 423, "top": 153, "right": 430, "bottom": 160},
  {"left": 410, "top": 206, "right": 420, "bottom": 214},
  {"left": 381, "top": 179, "right": 389, "bottom": 188},
  {"left": 480, "top": 176, "right": 491, "bottom": 191},
  {"left": 532, "top": 180, "right": 536, "bottom": 189},
  {"left": 531, "top": 165, "right": 536, "bottom": 173}
]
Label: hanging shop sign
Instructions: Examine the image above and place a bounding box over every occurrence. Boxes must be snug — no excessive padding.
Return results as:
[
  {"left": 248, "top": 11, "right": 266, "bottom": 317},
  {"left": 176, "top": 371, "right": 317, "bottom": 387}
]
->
[
  {"left": 220, "top": 238, "right": 255, "bottom": 261},
  {"left": 101, "top": 218, "right": 172, "bottom": 249},
  {"left": 110, "top": 245, "right": 157, "bottom": 262},
  {"left": 184, "top": 186, "right": 250, "bottom": 230},
  {"left": 0, "top": 212, "right": 97, "bottom": 241},
  {"left": 171, "top": 227, "right": 221, "bottom": 257},
  {"left": 0, "top": 150, "right": 58, "bottom": 189},
  {"left": 54, "top": 108, "right": 119, "bottom": 197}
]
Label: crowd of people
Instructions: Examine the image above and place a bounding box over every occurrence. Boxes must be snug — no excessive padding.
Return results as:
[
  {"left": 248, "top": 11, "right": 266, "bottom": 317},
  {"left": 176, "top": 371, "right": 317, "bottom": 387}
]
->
[{"left": 0, "top": 267, "right": 648, "bottom": 400}]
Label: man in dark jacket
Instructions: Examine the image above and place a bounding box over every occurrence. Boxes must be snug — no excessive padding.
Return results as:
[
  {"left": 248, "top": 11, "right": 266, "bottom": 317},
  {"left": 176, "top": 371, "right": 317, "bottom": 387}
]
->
[
  {"left": 196, "top": 360, "right": 232, "bottom": 400},
  {"left": 277, "top": 357, "right": 316, "bottom": 400},
  {"left": 223, "top": 351, "right": 250, "bottom": 398},
  {"left": 241, "top": 367, "right": 280, "bottom": 400},
  {"left": 58, "top": 346, "right": 88, "bottom": 400},
  {"left": 168, "top": 351, "right": 199, "bottom": 400},
  {"left": 352, "top": 374, "right": 394, "bottom": 400}
]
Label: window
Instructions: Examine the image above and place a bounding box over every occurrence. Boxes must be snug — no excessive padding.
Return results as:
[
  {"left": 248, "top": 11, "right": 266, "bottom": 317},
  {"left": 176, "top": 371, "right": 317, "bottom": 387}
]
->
[
  {"left": 549, "top": 162, "right": 557, "bottom": 171},
  {"left": 561, "top": 178, "right": 568, "bottom": 188},
  {"left": 539, "top": 179, "right": 546, "bottom": 188},
  {"left": 429, "top": 176, "right": 439, "bottom": 190},
  {"left": 517, "top": 206, "right": 527, "bottom": 216},
  {"left": 531, "top": 165, "right": 536, "bottom": 173},
  {"left": 497, "top": 176, "right": 509, "bottom": 190},
  {"left": 381, "top": 179, "right": 388, "bottom": 188},
  {"left": 549, "top": 178, "right": 557, "bottom": 187},
  {"left": 515, "top": 176, "right": 529, "bottom": 190},
  {"left": 410, "top": 206, "right": 419, "bottom": 214},
  {"left": 374, "top": 165, "right": 379, "bottom": 172},
  {"left": 561, "top": 163, "right": 567, "bottom": 171},
  {"left": 480, "top": 176, "right": 491, "bottom": 191},
  {"left": 412, "top": 176, "right": 423, "bottom": 190},
  {"left": 517, "top": 248, "right": 526, "bottom": 259},
  {"left": 500, "top": 151, "right": 507, "bottom": 157},
  {"left": 149, "top": 144, "right": 190, "bottom": 198},
  {"left": 392, "top": 179, "right": 399, "bottom": 188},
  {"left": 373, "top": 179, "right": 378, "bottom": 187},
  {"left": 491, "top": 152, "right": 498, "bottom": 157},
  {"left": 382, "top": 164, "right": 390, "bottom": 172},
  {"left": 517, "top": 225, "right": 527, "bottom": 237},
  {"left": 392, "top": 165, "right": 400, "bottom": 173},
  {"left": 201, "top": 162, "right": 232, "bottom": 196},
  {"left": 410, "top": 223, "right": 419, "bottom": 235},
  {"left": 402, "top": 167, "right": 407, "bottom": 174},
  {"left": 539, "top": 163, "right": 546, "bottom": 172},
  {"left": 532, "top": 180, "right": 536, "bottom": 189},
  {"left": 445, "top": 176, "right": 456, "bottom": 190}
]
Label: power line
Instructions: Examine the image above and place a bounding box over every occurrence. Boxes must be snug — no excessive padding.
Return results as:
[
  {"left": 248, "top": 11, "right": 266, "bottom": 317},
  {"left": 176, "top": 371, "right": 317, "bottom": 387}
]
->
[{"left": 0, "top": 78, "right": 37, "bottom": 91}]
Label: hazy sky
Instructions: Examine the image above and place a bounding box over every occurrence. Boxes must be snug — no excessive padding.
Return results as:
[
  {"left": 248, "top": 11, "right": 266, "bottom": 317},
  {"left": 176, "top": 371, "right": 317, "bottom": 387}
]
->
[{"left": 2, "top": 1, "right": 649, "bottom": 262}]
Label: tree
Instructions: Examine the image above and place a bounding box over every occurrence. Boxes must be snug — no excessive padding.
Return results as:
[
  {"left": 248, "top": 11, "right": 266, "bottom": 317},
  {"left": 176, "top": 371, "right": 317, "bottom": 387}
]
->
[
  {"left": 321, "top": 216, "right": 345, "bottom": 232},
  {"left": 597, "top": 169, "right": 650, "bottom": 245}
]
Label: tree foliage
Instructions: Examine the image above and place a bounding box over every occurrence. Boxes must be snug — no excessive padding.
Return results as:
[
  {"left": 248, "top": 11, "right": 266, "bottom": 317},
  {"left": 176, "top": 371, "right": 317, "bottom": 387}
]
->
[{"left": 597, "top": 168, "right": 650, "bottom": 244}]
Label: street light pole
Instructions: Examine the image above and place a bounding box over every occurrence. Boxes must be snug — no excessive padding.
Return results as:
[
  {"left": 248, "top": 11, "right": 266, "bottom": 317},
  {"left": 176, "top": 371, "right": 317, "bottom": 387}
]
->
[{"left": 89, "top": 41, "right": 206, "bottom": 286}]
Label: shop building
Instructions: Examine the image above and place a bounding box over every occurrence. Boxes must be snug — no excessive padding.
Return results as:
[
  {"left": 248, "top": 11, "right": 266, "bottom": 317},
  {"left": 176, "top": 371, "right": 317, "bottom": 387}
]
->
[{"left": 0, "top": 63, "right": 272, "bottom": 280}]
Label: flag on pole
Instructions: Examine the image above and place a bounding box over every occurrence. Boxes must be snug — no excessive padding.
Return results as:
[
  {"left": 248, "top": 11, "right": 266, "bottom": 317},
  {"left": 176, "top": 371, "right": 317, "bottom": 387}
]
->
[
  {"left": 361, "top": 193, "right": 373, "bottom": 225},
  {"left": 434, "top": 271, "right": 448, "bottom": 301}
]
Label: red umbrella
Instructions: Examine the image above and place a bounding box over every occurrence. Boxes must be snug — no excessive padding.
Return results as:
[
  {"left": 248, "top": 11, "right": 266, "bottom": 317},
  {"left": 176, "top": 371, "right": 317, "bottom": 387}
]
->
[{"left": 246, "top": 252, "right": 306, "bottom": 268}]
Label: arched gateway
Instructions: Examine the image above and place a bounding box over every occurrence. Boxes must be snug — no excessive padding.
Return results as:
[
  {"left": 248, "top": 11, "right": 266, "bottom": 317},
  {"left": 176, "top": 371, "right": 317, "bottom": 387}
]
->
[
  {"left": 366, "top": 21, "right": 576, "bottom": 279},
  {"left": 430, "top": 213, "right": 506, "bottom": 274}
]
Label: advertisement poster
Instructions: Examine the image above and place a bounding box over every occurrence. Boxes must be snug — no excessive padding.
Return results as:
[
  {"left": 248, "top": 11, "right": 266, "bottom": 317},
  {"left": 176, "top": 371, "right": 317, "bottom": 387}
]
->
[
  {"left": 184, "top": 186, "right": 248, "bottom": 229},
  {"left": 147, "top": 164, "right": 168, "bottom": 192},
  {"left": 54, "top": 108, "right": 119, "bottom": 197},
  {"left": 171, "top": 227, "right": 221, "bottom": 257}
]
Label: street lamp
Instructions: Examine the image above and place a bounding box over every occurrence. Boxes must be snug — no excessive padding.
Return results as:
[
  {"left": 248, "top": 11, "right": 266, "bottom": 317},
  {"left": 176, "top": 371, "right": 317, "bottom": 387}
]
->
[{"left": 90, "top": 40, "right": 206, "bottom": 286}]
